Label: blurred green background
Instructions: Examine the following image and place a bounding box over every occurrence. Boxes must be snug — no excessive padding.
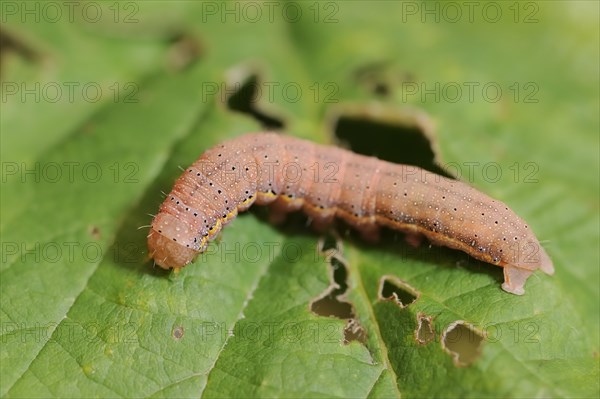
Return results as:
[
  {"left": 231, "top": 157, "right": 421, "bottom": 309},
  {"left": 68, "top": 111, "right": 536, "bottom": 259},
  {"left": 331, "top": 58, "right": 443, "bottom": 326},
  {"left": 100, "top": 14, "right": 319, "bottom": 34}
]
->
[{"left": 1, "top": 1, "right": 598, "bottom": 398}]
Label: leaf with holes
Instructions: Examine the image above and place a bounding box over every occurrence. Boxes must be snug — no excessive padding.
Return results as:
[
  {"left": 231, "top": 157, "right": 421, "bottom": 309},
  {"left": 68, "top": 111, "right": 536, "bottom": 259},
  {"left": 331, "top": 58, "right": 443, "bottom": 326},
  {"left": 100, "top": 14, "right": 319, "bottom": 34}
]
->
[{"left": 1, "top": 2, "right": 598, "bottom": 398}]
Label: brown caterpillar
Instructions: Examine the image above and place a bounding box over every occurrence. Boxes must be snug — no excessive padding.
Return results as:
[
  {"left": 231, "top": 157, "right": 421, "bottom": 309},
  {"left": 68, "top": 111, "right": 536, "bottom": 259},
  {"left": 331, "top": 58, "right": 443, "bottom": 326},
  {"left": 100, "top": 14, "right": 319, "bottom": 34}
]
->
[{"left": 147, "top": 132, "right": 554, "bottom": 295}]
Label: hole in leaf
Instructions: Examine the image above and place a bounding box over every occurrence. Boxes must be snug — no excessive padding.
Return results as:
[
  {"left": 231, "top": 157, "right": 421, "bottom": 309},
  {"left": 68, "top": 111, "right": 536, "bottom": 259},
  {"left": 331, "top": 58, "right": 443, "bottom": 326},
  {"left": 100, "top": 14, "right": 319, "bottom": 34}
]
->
[
  {"left": 227, "top": 74, "right": 284, "bottom": 129},
  {"left": 378, "top": 275, "right": 419, "bottom": 308},
  {"left": 311, "top": 256, "right": 351, "bottom": 318},
  {"left": 310, "top": 251, "right": 366, "bottom": 345},
  {"left": 442, "top": 321, "right": 484, "bottom": 367},
  {"left": 317, "top": 232, "right": 342, "bottom": 256},
  {"left": 415, "top": 313, "right": 434, "bottom": 345},
  {"left": 332, "top": 108, "right": 451, "bottom": 177},
  {"left": 344, "top": 319, "right": 367, "bottom": 343}
]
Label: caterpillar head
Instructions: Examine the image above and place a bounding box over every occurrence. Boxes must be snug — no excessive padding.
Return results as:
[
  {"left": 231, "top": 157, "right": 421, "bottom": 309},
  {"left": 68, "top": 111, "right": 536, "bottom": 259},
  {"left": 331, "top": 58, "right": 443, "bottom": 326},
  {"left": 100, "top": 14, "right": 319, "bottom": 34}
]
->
[{"left": 147, "top": 213, "right": 198, "bottom": 269}]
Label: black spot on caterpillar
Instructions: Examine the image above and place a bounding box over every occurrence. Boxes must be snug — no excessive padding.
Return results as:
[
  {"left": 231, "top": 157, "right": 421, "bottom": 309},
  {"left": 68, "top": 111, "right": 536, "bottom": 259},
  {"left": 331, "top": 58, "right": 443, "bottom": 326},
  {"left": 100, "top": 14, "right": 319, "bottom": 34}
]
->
[{"left": 147, "top": 132, "right": 554, "bottom": 295}]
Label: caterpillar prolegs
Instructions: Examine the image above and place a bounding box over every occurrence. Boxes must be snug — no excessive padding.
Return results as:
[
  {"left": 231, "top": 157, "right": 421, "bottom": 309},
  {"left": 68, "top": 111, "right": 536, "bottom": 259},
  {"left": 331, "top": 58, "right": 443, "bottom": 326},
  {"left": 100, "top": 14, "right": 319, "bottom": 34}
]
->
[{"left": 147, "top": 133, "right": 554, "bottom": 295}]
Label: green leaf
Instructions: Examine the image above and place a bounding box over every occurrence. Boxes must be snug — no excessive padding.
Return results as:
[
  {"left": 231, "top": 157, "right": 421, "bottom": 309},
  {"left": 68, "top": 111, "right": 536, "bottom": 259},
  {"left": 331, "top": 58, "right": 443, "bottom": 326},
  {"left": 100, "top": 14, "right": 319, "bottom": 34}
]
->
[{"left": 1, "top": 1, "right": 598, "bottom": 398}]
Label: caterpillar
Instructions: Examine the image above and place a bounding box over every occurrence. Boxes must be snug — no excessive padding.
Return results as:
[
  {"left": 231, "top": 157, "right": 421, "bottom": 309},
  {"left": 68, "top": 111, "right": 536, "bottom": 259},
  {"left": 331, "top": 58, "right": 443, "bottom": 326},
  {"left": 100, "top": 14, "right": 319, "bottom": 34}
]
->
[{"left": 147, "top": 132, "right": 554, "bottom": 295}]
